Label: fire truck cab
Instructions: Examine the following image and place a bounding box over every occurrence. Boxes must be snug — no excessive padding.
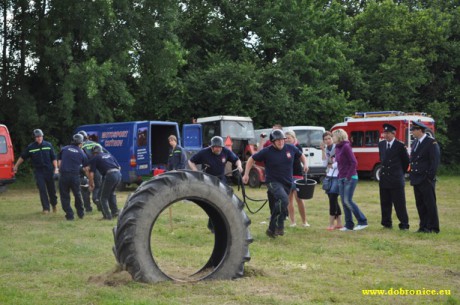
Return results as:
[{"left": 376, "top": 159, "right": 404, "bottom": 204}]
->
[{"left": 331, "top": 111, "right": 435, "bottom": 180}]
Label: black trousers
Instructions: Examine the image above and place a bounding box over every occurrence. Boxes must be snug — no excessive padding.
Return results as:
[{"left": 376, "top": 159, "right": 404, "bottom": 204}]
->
[
  {"left": 413, "top": 179, "right": 439, "bottom": 233},
  {"left": 327, "top": 193, "right": 341, "bottom": 217},
  {"left": 379, "top": 186, "right": 409, "bottom": 229}
]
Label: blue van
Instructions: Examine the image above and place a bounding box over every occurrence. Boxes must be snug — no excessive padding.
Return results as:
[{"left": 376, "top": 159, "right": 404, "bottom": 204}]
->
[{"left": 75, "top": 121, "right": 180, "bottom": 187}]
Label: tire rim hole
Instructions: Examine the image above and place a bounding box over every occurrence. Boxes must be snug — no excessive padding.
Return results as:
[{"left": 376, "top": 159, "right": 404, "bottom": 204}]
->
[{"left": 150, "top": 199, "right": 226, "bottom": 281}]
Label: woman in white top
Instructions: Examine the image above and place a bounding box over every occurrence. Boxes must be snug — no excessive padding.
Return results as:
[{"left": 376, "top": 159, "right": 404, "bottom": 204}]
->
[{"left": 321, "top": 131, "right": 342, "bottom": 230}]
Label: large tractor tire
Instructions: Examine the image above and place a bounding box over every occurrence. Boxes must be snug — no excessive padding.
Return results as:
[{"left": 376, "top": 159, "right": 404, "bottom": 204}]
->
[{"left": 113, "top": 170, "right": 253, "bottom": 283}]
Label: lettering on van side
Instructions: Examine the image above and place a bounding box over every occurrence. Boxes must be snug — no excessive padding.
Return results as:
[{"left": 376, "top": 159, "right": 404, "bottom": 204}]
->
[
  {"left": 137, "top": 148, "right": 147, "bottom": 161},
  {"left": 105, "top": 139, "right": 124, "bottom": 147},
  {"left": 101, "top": 131, "right": 129, "bottom": 138}
]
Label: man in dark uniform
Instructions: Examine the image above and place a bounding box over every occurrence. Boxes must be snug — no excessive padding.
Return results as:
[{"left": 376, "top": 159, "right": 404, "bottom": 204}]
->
[
  {"left": 409, "top": 121, "right": 441, "bottom": 233},
  {"left": 58, "top": 134, "right": 88, "bottom": 220},
  {"left": 378, "top": 123, "right": 410, "bottom": 230},
  {"left": 188, "top": 136, "right": 243, "bottom": 232},
  {"left": 188, "top": 136, "right": 243, "bottom": 181},
  {"left": 78, "top": 130, "right": 104, "bottom": 212},
  {"left": 13, "top": 129, "right": 59, "bottom": 214},
  {"left": 167, "top": 135, "right": 187, "bottom": 170},
  {"left": 88, "top": 144, "right": 122, "bottom": 220},
  {"left": 243, "top": 130, "right": 308, "bottom": 238}
]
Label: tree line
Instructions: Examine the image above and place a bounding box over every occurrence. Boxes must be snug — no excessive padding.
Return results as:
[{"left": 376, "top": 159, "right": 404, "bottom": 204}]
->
[{"left": 1, "top": 0, "right": 459, "bottom": 165}]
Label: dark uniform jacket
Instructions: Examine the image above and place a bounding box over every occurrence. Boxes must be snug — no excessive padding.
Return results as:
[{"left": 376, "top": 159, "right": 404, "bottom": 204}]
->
[
  {"left": 167, "top": 145, "right": 187, "bottom": 170},
  {"left": 20, "top": 141, "right": 56, "bottom": 171},
  {"left": 378, "top": 139, "right": 409, "bottom": 189},
  {"left": 409, "top": 136, "right": 440, "bottom": 186}
]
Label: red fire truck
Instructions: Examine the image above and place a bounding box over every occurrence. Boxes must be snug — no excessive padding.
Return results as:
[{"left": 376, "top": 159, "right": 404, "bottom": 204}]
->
[{"left": 331, "top": 111, "right": 435, "bottom": 180}]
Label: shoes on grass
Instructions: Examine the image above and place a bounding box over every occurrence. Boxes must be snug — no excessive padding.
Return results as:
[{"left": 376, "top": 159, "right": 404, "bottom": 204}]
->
[{"left": 353, "top": 225, "right": 368, "bottom": 231}]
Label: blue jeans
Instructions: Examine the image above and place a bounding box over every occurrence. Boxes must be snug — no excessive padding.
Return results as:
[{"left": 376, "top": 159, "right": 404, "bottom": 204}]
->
[
  {"left": 59, "top": 173, "right": 84, "bottom": 220},
  {"left": 99, "top": 171, "right": 121, "bottom": 219},
  {"left": 338, "top": 178, "right": 367, "bottom": 229},
  {"left": 267, "top": 182, "right": 290, "bottom": 231}
]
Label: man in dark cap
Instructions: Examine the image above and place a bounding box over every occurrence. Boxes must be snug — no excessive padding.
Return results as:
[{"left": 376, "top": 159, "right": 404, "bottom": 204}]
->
[
  {"left": 378, "top": 123, "right": 410, "bottom": 230},
  {"left": 409, "top": 121, "right": 441, "bottom": 233},
  {"left": 13, "top": 129, "right": 59, "bottom": 214}
]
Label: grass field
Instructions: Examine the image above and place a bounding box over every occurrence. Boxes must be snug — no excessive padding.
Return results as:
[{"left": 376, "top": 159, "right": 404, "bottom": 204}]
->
[{"left": 0, "top": 176, "right": 459, "bottom": 305}]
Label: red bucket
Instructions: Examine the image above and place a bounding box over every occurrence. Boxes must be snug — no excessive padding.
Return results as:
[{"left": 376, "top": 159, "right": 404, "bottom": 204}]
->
[{"left": 153, "top": 168, "right": 165, "bottom": 176}]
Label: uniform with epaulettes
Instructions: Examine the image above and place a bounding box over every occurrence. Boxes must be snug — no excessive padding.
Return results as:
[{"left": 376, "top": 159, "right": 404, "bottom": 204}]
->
[
  {"left": 409, "top": 128, "right": 440, "bottom": 233},
  {"left": 378, "top": 128, "right": 410, "bottom": 229},
  {"left": 409, "top": 136, "right": 440, "bottom": 185}
]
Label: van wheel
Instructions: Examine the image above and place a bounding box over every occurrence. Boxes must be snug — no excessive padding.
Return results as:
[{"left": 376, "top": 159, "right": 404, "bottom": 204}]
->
[
  {"left": 248, "top": 168, "right": 261, "bottom": 188},
  {"left": 372, "top": 164, "right": 382, "bottom": 181},
  {"left": 112, "top": 170, "right": 253, "bottom": 283},
  {"left": 0, "top": 185, "right": 7, "bottom": 193}
]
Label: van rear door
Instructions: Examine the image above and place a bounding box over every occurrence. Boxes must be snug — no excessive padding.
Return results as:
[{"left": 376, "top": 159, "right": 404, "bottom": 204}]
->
[
  {"left": 135, "top": 121, "right": 151, "bottom": 176},
  {"left": 0, "top": 125, "right": 15, "bottom": 188},
  {"left": 182, "top": 124, "right": 202, "bottom": 160}
]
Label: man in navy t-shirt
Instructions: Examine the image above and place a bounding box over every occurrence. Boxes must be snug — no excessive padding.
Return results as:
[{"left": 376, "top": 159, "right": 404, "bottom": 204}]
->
[
  {"left": 58, "top": 134, "right": 88, "bottom": 220},
  {"left": 243, "top": 130, "right": 308, "bottom": 238},
  {"left": 188, "top": 136, "right": 243, "bottom": 233},
  {"left": 188, "top": 136, "right": 243, "bottom": 181}
]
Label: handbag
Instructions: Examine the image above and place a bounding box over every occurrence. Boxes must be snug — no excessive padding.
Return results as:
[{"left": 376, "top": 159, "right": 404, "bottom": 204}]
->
[
  {"left": 322, "top": 169, "right": 336, "bottom": 191},
  {"left": 322, "top": 176, "right": 332, "bottom": 191}
]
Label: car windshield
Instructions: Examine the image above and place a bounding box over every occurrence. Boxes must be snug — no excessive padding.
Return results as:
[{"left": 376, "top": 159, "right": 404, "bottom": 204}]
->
[
  {"left": 221, "top": 121, "right": 255, "bottom": 140},
  {"left": 295, "top": 130, "right": 323, "bottom": 148}
]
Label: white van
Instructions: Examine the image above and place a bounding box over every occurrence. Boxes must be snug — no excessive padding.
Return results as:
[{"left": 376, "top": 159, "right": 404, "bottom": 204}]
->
[
  {"left": 283, "top": 126, "right": 326, "bottom": 179},
  {"left": 248, "top": 126, "right": 326, "bottom": 187}
]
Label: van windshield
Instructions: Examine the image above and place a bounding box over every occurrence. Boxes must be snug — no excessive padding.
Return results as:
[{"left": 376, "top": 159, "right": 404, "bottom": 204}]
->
[
  {"left": 0, "top": 136, "right": 7, "bottom": 154},
  {"left": 295, "top": 130, "right": 323, "bottom": 148},
  {"left": 221, "top": 121, "right": 255, "bottom": 140}
]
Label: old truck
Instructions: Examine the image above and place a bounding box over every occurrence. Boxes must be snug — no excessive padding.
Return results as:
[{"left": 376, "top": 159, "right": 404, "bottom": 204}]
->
[{"left": 182, "top": 115, "right": 257, "bottom": 161}]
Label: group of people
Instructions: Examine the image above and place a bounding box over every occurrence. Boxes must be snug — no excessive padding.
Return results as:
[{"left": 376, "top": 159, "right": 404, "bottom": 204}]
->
[
  {"left": 321, "top": 121, "right": 440, "bottom": 234},
  {"left": 13, "top": 129, "right": 122, "bottom": 221},
  {"left": 15, "top": 121, "right": 441, "bottom": 236}
]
